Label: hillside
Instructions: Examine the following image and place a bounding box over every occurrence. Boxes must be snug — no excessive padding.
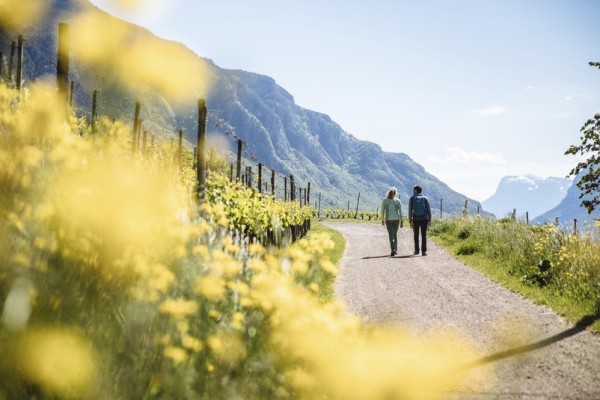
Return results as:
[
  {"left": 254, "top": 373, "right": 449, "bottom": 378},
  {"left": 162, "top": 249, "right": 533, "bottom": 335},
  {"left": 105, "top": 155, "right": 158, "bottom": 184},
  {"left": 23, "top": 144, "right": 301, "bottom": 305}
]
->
[{"left": 0, "top": 0, "right": 484, "bottom": 213}]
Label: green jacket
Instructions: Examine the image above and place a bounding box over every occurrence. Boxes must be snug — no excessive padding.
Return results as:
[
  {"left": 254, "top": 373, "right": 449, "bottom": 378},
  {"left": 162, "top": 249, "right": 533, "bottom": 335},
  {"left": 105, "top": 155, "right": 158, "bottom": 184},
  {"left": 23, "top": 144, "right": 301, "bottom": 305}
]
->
[{"left": 381, "top": 198, "right": 403, "bottom": 221}]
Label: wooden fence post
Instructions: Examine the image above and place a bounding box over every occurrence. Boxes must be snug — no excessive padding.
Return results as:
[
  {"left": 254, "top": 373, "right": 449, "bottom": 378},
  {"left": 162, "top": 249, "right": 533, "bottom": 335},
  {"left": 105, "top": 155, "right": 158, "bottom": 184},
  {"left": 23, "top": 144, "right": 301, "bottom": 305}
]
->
[
  {"left": 355, "top": 192, "right": 361, "bottom": 219},
  {"left": 573, "top": 219, "right": 578, "bottom": 235},
  {"left": 8, "top": 41, "right": 15, "bottom": 85},
  {"left": 307, "top": 182, "right": 311, "bottom": 206},
  {"left": 57, "top": 24, "right": 70, "bottom": 109},
  {"left": 271, "top": 169, "right": 275, "bottom": 198},
  {"left": 69, "top": 80, "right": 74, "bottom": 108},
  {"left": 16, "top": 35, "right": 24, "bottom": 100},
  {"left": 526, "top": 212, "right": 529, "bottom": 225},
  {"left": 236, "top": 139, "right": 242, "bottom": 182},
  {"left": 284, "top": 177, "right": 288, "bottom": 201},
  {"left": 197, "top": 99, "right": 207, "bottom": 201},
  {"left": 258, "top": 163, "right": 262, "bottom": 194},
  {"left": 91, "top": 90, "right": 97, "bottom": 129},
  {"left": 290, "top": 175, "right": 295, "bottom": 201},
  {"left": 246, "top": 166, "right": 252, "bottom": 188},
  {"left": 131, "top": 101, "right": 141, "bottom": 154}
]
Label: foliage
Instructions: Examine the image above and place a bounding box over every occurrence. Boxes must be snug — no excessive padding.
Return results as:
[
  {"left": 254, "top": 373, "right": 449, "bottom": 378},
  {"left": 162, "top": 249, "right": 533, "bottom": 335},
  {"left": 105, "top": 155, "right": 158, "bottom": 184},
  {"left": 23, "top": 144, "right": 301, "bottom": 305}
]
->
[
  {"left": 0, "top": 82, "right": 482, "bottom": 399},
  {"left": 430, "top": 216, "right": 600, "bottom": 329},
  {"left": 564, "top": 61, "right": 600, "bottom": 214}
]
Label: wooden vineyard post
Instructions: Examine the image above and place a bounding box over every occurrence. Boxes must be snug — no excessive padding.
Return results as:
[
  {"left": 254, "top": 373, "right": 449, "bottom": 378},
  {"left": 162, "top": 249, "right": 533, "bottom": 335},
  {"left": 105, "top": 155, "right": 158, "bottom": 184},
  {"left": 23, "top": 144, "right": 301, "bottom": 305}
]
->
[
  {"left": 16, "top": 35, "right": 24, "bottom": 100},
  {"left": 526, "top": 212, "right": 529, "bottom": 225},
  {"left": 229, "top": 163, "right": 234, "bottom": 182},
  {"left": 69, "top": 80, "right": 74, "bottom": 108},
  {"left": 8, "top": 41, "right": 15, "bottom": 85},
  {"left": 355, "top": 192, "right": 361, "bottom": 219},
  {"left": 284, "top": 177, "right": 288, "bottom": 201},
  {"left": 236, "top": 139, "right": 242, "bottom": 182},
  {"left": 57, "top": 24, "right": 70, "bottom": 110},
  {"left": 258, "top": 163, "right": 263, "bottom": 194},
  {"left": 573, "top": 219, "right": 578, "bottom": 235},
  {"left": 246, "top": 166, "right": 252, "bottom": 188},
  {"left": 290, "top": 175, "right": 295, "bottom": 201},
  {"left": 440, "top": 199, "right": 443, "bottom": 218},
  {"left": 91, "top": 90, "right": 98, "bottom": 129},
  {"left": 197, "top": 99, "right": 207, "bottom": 201},
  {"left": 307, "top": 182, "right": 311, "bottom": 206},
  {"left": 271, "top": 169, "right": 275, "bottom": 198},
  {"left": 0, "top": 52, "right": 4, "bottom": 79},
  {"left": 131, "top": 102, "right": 141, "bottom": 154}
]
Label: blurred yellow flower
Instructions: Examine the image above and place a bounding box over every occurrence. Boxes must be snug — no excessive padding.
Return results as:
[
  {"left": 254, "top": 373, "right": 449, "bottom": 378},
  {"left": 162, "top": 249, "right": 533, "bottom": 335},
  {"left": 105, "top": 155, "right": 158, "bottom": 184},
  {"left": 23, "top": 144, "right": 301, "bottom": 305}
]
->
[
  {"left": 196, "top": 275, "right": 226, "bottom": 301},
  {"left": 16, "top": 328, "right": 96, "bottom": 398},
  {"left": 164, "top": 346, "right": 187, "bottom": 365},
  {"left": 158, "top": 299, "right": 198, "bottom": 319}
]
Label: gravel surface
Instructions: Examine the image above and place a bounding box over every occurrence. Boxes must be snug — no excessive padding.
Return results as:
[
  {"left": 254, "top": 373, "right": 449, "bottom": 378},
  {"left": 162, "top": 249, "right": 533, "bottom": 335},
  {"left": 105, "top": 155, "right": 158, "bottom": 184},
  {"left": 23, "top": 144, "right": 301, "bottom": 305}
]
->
[{"left": 324, "top": 221, "right": 600, "bottom": 400}]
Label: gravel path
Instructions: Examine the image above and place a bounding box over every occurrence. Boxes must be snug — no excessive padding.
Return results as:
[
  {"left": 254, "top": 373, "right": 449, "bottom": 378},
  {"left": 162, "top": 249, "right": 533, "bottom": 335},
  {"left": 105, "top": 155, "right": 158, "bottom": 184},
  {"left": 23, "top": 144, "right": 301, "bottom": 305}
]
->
[{"left": 324, "top": 221, "right": 600, "bottom": 400}]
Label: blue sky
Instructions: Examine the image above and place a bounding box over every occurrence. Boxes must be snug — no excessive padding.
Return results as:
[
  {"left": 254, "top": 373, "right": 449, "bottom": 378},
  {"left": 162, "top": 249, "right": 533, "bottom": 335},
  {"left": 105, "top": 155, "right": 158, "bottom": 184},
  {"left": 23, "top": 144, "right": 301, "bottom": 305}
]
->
[{"left": 90, "top": 0, "right": 600, "bottom": 201}]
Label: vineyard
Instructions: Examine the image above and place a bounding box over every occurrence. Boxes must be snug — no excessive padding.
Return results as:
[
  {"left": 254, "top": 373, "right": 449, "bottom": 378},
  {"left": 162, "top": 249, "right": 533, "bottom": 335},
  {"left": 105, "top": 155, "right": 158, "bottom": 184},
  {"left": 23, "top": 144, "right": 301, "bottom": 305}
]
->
[{"left": 0, "top": 80, "right": 486, "bottom": 399}]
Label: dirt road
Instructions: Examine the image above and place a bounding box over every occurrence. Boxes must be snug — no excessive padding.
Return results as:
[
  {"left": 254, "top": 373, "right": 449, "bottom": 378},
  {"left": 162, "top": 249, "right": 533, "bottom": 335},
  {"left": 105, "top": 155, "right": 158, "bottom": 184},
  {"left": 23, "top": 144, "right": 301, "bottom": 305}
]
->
[{"left": 324, "top": 221, "right": 600, "bottom": 399}]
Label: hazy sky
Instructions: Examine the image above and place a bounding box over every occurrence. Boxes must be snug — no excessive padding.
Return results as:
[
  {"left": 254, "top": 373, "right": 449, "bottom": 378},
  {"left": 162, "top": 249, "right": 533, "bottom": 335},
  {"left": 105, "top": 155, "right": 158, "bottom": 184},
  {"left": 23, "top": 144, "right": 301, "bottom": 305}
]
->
[{"left": 90, "top": 0, "right": 600, "bottom": 201}]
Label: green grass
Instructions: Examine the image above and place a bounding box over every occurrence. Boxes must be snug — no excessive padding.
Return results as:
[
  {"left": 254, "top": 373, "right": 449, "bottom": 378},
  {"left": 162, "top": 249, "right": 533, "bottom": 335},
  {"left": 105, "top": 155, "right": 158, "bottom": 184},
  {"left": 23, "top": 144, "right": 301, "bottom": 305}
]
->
[
  {"left": 309, "top": 219, "right": 346, "bottom": 301},
  {"left": 430, "top": 217, "right": 600, "bottom": 332}
]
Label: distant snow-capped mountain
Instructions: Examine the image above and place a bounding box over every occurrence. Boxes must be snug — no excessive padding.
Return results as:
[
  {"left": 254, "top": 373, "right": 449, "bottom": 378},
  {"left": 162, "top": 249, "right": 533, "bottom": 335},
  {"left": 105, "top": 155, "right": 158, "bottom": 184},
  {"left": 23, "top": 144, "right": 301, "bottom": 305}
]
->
[
  {"left": 533, "top": 170, "right": 600, "bottom": 228},
  {"left": 482, "top": 175, "right": 572, "bottom": 219}
]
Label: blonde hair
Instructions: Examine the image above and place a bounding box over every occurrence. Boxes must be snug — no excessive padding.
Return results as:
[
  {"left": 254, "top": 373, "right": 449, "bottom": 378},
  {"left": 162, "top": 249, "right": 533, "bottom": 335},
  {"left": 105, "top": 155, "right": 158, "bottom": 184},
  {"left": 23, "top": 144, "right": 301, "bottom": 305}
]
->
[{"left": 386, "top": 187, "right": 397, "bottom": 199}]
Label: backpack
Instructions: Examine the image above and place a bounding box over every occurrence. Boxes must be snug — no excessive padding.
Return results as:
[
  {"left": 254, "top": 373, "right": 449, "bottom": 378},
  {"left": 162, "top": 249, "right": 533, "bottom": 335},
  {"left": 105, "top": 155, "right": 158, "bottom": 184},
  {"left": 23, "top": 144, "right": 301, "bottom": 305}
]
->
[{"left": 412, "top": 195, "right": 426, "bottom": 217}]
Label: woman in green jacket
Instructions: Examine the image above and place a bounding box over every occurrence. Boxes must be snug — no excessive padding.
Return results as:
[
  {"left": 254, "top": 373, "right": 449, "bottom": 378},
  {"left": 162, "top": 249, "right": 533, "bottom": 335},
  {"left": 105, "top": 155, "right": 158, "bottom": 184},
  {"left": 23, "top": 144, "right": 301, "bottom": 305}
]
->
[{"left": 381, "top": 187, "right": 403, "bottom": 256}]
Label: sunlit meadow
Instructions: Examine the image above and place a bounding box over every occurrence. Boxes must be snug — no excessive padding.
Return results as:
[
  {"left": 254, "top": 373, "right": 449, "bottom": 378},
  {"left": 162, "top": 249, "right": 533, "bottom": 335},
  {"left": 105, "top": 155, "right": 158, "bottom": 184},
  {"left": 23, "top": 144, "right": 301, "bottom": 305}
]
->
[{"left": 430, "top": 216, "right": 600, "bottom": 330}]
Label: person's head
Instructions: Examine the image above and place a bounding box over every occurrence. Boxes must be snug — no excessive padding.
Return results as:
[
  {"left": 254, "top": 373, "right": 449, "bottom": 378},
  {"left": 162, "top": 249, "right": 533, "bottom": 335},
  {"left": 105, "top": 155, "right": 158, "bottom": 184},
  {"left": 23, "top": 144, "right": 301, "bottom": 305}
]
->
[
  {"left": 386, "top": 187, "right": 397, "bottom": 199},
  {"left": 413, "top": 185, "right": 422, "bottom": 195}
]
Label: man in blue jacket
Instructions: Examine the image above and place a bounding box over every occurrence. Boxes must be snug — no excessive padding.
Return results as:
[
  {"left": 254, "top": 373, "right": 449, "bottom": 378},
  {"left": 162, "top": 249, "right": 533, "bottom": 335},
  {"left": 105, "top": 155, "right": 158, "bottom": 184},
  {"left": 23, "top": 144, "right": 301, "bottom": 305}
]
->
[{"left": 408, "top": 185, "right": 431, "bottom": 256}]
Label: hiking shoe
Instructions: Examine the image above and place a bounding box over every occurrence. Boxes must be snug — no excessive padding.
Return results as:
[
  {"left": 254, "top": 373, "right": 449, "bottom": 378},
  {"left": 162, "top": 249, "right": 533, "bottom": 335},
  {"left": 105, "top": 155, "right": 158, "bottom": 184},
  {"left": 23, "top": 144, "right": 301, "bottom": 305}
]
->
[
  {"left": 422, "top": 252, "right": 427, "bottom": 256},
  {"left": 413, "top": 251, "right": 419, "bottom": 255}
]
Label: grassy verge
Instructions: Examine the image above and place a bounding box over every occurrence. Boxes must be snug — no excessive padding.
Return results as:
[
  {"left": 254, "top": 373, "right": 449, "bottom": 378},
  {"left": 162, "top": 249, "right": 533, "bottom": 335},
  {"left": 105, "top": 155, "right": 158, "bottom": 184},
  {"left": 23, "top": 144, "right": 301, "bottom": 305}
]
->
[
  {"left": 309, "top": 219, "right": 346, "bottom": 301},
  {"left": 430, "top": 217, "right": 600, "bottom": 332}
]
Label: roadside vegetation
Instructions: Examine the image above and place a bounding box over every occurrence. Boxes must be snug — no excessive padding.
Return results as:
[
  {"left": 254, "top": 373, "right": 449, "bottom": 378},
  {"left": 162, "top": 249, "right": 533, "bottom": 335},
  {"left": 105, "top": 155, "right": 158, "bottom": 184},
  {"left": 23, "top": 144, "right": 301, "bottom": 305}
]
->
[{"left": 430, "top": 216, "right": 600, "bottom": 331}]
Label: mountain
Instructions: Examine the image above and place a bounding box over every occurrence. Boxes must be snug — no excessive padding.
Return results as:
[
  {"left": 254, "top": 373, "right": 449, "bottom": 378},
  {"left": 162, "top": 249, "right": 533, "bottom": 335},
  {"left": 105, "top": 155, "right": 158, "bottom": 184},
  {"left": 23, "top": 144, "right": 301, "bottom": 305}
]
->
[
  {"left": 482, "top": 175, "right": 572, "bottom": 219},
  {"left": 533, "top": 171, "right": 600, "bottom": 229},
  {"left": 0, "top": 0, "right": 484, "bottom": 214}
]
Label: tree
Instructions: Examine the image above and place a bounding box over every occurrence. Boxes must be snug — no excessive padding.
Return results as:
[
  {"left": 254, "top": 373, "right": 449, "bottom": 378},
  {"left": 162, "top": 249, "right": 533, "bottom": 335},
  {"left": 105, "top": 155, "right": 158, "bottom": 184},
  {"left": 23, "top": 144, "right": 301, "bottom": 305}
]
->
[{"left": 564, "top": 62, "right": 600, "bottom": 214}]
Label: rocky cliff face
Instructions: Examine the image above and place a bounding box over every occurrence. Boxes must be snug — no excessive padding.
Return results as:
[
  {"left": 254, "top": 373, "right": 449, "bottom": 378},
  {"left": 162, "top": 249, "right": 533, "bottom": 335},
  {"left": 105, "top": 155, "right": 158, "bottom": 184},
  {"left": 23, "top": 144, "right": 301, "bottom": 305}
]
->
[{"left": 1, "top": 0, "right": 483, "bottom": 213}]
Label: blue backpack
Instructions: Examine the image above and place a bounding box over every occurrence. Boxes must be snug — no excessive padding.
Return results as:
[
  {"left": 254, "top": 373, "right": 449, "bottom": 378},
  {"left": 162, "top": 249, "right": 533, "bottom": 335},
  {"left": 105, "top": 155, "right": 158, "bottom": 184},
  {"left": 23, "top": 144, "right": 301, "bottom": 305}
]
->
[{"left": 412, "top": 195, "right": 426, "bottom": 217}]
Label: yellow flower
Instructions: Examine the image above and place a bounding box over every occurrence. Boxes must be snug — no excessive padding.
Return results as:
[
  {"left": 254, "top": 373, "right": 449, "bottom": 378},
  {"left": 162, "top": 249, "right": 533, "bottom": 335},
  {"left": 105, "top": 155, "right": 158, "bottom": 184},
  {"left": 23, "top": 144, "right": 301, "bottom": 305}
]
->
[
  {"left": 196, "top": 275, "right": 226, "bottom": 301},
  {"left": 164, "top": 346, "right": 187, "bottom": 365},
  {"left": 16, "top": 328, "right": 96, "bottom": 398},
  {"left": 158, "top": 299, "right": 198, "bottom": 319},
  {"left": 182, "top": 336, "right": 203, "bottom": 353}
]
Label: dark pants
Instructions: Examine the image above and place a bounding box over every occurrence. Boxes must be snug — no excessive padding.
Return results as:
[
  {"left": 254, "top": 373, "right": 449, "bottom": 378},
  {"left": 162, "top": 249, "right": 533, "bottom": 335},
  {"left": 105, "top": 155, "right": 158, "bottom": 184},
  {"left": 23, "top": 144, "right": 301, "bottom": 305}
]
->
[
  {"left": 412, "top": 219, "right": 428, "bottom": 254},
  {"left": 385, "top": 220, "right": 399, "bottom": 252}
]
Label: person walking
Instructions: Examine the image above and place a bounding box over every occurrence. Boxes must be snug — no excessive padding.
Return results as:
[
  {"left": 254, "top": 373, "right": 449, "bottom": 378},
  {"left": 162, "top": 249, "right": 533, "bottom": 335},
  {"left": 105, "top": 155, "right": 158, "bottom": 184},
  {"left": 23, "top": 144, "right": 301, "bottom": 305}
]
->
[
  {"left": 381, "top": 187, "right": 403, "bottom": 256},
  {"left": 408, "top": 185, "right": 431, "bottom": 256}
]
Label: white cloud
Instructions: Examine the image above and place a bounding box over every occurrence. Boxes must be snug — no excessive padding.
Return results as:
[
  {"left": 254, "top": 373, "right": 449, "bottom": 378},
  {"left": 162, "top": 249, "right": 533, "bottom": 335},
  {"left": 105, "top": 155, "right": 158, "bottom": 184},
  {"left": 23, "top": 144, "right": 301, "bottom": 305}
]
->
[
  {"left": 429, "top": 146, "right": 507, "bottom": 166},
  {"left": 565, "top": 93, "right": 591, "bottom": 101},
  {"left": 473, "top": 105, "right": 506, "bottom": 116}
]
